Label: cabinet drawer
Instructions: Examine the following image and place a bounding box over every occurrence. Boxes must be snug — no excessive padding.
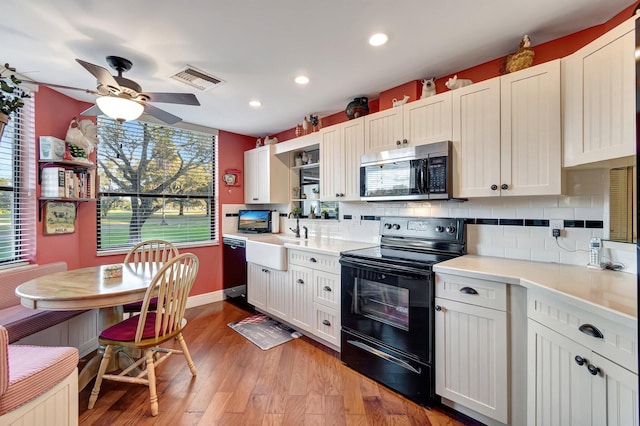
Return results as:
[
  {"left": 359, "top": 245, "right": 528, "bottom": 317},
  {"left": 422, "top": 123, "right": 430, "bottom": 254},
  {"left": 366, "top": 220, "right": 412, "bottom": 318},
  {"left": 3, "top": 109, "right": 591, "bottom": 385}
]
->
[
  {"left": 289, "top": 250, "right": 340, "bottom": 274},
  {"left": 528, "top": 291, "right": 637, "bottom": 373},
  {"left": 435, "top": 273, "right": 507, "bottom": 311},
  {"left": 313, "top": 304, "right": 340, "bottom": 348},
  {"left": 313, "top": 271, "right": 340, "bottom": 309}
]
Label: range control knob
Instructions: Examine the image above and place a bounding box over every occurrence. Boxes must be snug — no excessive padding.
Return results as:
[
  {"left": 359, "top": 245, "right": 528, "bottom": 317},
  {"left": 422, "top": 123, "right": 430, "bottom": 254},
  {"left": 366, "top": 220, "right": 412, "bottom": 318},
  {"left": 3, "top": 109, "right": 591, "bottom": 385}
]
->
[
  {"left": 392, "top": 224, "right": 401, "bottom": 230},
  {"left": 435, "top": 225, "right": 445, "bottom": 233},
  {"left": 446, "top": 226, "right": 456, "bottom": 234},
  {"left": 384, "top": 223, "right": 392, "bottom": 229}
]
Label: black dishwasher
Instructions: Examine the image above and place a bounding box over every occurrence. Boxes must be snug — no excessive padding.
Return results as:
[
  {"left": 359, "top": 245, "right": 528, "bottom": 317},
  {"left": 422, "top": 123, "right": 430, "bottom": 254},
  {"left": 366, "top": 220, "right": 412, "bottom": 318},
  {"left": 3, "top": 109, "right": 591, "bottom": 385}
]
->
[{"left": 222, "top": 237, "right": 251, "bottom": 310}]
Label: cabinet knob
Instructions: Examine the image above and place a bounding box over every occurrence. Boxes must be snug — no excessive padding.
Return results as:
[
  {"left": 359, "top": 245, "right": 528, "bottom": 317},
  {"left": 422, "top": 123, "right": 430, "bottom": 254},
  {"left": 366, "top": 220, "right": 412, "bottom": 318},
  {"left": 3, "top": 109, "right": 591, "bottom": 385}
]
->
[
  {"left": 402, "top": 139, "right": 408, "bottom": 145},
  {"left": 396, "top": 140, "right": 402, "bottom": 146},
  {"left": 491, "top": 184, "right": 498, "bottom": 191},
  {"left": 297, "top": 279, "right": 304, "bottom": 284},
  {"left": 252, "top": 197, "right": 259, "bottom": 201},
  {"left": 322, "top": 319, "right": 331, "bottom": 326},
  {"left": 262, "top": 268, "right": 269, "bottom": 273},
  {"left": 587, "top": 364, "right": 601, "bottom": 376},
  {"left": 339, "top": 193, "right": 344, "bottom": 197},
  {"left": 435, "top": 305, "right": 442, "bottom": 311},
  {"left": 323, "top": 285, "right": 332, "bottom": 292},
  {"left": 578, "top": 324, "right": 604, "bottom": 339},
  {"left": 575, "top": 355, "right": 586, "bottom": 366},
  {"left": 309, "top": 257, "right": 317, "bottom": 263},
  {"left": 501, "top": 184, "right": 508, "bottom": 190},
  {"left": 459, "top": 286, "right": 478, "bottom": 295}
]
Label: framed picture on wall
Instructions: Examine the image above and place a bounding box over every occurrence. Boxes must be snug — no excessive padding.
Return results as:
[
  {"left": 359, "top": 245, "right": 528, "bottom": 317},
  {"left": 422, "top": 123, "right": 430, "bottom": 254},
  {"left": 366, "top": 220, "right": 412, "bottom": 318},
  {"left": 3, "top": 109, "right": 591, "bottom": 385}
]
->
[{"left": 43, "top": 201, "right": 76, "bottom": 235}]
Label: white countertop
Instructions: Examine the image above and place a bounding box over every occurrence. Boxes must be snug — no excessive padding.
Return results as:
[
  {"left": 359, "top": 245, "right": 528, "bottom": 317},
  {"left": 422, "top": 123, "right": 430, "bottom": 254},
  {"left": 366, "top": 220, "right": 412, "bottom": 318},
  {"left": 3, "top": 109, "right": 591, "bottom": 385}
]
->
[
  {"left": 223, "top": 232, "right": 377, "bottom": 255},
  {"left": 434, "top": 255, "right": 637, "bottom": 321}
]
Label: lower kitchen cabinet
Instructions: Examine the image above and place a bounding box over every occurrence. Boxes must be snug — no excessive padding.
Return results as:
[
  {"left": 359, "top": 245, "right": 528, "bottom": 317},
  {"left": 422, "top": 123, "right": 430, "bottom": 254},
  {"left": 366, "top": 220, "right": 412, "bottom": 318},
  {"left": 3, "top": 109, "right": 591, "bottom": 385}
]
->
[
  {"left": 246, "top": 262, "right": 289, "bottom": 320},
  {"left": 435, "top": 274, "right": 509, "bottom": 424},
  {"left": 527, "top": 292, "right": 638, "bottom": 426},
  {"left": 288, "top": 249, "right": 341, "bottom": 350}
]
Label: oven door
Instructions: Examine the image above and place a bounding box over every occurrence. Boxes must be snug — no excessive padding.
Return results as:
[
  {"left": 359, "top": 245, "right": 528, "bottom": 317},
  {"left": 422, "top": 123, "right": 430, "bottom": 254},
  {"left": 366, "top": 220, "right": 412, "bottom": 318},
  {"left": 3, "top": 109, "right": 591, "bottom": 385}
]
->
[{"left": 340, "top": 257, "right": 433, "bottom": 363}]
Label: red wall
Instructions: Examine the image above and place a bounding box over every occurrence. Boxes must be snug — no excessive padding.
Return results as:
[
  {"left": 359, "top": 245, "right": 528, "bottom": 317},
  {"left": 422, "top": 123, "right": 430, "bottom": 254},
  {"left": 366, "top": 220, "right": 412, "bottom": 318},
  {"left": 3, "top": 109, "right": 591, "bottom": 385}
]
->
[{"left": 34, "top": 87, "right": 255, "bottom": 296}]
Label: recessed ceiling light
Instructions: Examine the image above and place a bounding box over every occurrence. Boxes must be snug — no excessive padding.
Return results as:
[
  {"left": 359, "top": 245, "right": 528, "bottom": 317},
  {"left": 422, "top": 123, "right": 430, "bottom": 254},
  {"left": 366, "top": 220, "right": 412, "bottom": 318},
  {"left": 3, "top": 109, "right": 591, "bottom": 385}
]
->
[
  {"left": 249, "top": 100, "right": 262, "bottom": 107},
  {"left": 369, "top": 33, "right": 388, "bottom": 47},
  {"left": 295, "top": 75, "right": 310, "bottom": 85}
]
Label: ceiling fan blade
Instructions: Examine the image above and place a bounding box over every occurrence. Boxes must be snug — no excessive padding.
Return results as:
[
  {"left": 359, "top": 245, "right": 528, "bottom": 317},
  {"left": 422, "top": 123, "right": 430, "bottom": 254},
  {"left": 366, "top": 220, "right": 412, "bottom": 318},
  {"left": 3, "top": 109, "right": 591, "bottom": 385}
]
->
[
  {"left": 76, "top": 59, "right": 121, "bottom": 90},
  {"left": 143, "top": 103, "right": 182, "bottom": 124},
  {"left": 21, "top": 79, "right": 100, "bottom": 95},
  {"left": 144, "top": 92, "right": 200, "bottom": 106},
  {"left": 80, "top": 104, "right": 102, "bottom": 117}
]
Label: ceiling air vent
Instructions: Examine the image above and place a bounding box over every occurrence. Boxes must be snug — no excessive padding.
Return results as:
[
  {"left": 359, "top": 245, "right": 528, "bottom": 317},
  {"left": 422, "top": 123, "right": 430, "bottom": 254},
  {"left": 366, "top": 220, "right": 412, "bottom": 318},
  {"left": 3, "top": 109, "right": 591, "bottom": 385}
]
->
[{"left": 170, "top": 65, "right": 225, "bottom": 91}]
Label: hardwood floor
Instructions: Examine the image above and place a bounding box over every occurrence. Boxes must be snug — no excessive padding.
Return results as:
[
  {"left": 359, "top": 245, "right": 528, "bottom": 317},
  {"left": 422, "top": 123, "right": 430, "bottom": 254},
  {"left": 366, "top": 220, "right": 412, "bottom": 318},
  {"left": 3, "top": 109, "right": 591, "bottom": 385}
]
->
[{"left": 78, "top": 301, "right": 480, "bottom": 425}]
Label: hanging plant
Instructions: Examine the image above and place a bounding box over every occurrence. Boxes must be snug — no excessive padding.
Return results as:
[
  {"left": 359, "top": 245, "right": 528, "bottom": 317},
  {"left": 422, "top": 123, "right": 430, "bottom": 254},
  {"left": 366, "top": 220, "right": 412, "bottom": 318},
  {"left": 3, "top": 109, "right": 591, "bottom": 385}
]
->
[{"left": 1, "top": 63, "right": 30, "bottom": 116}]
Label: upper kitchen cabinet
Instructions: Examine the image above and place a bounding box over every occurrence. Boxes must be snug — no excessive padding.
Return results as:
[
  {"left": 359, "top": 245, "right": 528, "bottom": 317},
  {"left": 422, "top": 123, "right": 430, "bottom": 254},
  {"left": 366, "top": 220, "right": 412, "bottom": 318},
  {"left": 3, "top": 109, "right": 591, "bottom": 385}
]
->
[
  {"left": 453, "top": 59, "right": 561, "bottom": 198},
  {"left": 320, "top": 117, "right": 365, "bottom": 201},
  {"left": 244, "top": 144, "right": 289, "bottom": 204},
  {"left": 562, "top": 16, "right": 636, "bottom": 168},
  {"left": 364, "top": 92, "right": 453, "bottom": 154}
]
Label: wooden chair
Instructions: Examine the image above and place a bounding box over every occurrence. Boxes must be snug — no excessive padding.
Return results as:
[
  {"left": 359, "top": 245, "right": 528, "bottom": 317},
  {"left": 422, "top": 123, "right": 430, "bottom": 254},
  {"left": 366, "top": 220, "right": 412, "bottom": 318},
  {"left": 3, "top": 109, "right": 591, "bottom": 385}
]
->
[
  {"left": 88, "top": 253, "right": 199, "bottom": 417},
  {"left": 122, "top": 239, "right": 179, "bottom": 315}
]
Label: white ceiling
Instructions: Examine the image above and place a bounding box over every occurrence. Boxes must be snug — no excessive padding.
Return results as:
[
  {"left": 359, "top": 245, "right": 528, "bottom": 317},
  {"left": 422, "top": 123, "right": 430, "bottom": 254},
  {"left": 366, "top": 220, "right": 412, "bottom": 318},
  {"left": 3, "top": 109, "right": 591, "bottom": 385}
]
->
[{"left": 2, "top": 0, "right": 635, "bottom": 137}]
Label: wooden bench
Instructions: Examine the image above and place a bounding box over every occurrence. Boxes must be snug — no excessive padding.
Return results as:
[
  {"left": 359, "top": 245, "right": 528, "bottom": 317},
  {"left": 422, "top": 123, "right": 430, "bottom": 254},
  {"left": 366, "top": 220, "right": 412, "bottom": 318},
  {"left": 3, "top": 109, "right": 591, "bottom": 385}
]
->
[{"left": 0, "top": 325, "right": 78, "bottom": 425}]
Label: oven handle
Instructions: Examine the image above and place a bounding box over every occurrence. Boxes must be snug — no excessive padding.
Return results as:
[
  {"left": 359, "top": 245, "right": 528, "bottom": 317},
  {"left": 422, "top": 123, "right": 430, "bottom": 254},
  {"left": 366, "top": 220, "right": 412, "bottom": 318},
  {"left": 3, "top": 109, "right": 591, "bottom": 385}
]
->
[
  {"left": 340, "top": 257, "right": 429, "bottom": 277},
  {"left": 346, "top": 339, "right": 422, "bottom": 374}
]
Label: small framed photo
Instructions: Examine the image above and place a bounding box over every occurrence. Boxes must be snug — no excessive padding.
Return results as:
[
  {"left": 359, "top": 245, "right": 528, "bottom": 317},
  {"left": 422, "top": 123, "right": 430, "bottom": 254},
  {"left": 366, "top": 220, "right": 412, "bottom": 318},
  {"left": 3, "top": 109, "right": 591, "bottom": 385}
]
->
[{"left": 43, "top": 202, "right": 76, "bottom": 235}]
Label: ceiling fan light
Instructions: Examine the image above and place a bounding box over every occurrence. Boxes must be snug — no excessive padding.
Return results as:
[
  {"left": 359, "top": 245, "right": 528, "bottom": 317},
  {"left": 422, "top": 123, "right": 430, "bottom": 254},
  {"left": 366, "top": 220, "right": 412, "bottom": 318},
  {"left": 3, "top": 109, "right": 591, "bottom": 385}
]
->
[{"left": 96, "top": 96, "right": 144, "bottom": 122}]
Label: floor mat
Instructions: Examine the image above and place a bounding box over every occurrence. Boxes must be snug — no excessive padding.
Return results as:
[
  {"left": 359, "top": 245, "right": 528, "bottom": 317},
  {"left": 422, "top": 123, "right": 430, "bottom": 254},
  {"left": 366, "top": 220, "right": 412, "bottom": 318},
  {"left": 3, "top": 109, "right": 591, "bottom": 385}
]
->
[{"left": 228, "top": 313, "right": 301, "bottom": 350}]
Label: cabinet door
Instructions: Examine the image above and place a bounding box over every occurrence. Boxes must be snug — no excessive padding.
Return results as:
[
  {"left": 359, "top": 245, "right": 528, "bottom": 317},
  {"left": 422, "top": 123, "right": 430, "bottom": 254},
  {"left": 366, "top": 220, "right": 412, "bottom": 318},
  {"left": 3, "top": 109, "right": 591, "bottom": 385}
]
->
[
  {"left": 247, "top": 263, "right": 267, "bottom": 310},
  {"left": 403, "top": 92, "right": 453, "bottom": 146},
  {"left": 244, "top": 149, "right": 259, "bottom": 203},
  {"left": 563, "top": 17, "right": 635, "bottom": 167},
  {"left": 267, "top": 269, "right": 290, "bottom": 321},
  {"left": 591, "top": 352, "right": 639, "bottom": 426},
  {"left": 320, "top": 125, "right": 343, "bottom": 201},
  {"left": 363, "top": 107, "right": 404, "bottom": 153},
  {"left": 501, "top": 60, "right": 561, "bottom": 196},
  {"left": 435, "top": 297, "right": 508, "bottom": 423},
  {"left": 289, "top": 265, "right": 313, "bottom": 332},
  {"left": 255, "top": 147, "right": 270, "bottom": 203},
  {"left": 340, "top": 118, "right": 365, "bottom": 200},
  {"left": 528, "top": 319, "right": 592, "bottom": 426},
  {"left": 313, "top": 270, "right": 340, "bottom": 310},
  {"left": 452, "top": 78, "right": 501, "bottom": 198}
]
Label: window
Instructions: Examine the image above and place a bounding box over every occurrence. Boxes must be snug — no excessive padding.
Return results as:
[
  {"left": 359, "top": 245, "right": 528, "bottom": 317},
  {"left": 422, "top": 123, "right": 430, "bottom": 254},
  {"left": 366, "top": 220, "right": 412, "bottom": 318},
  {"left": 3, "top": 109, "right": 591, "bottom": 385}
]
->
[
  {"left": 0, "top": 96, "right": 36, "bottom": 266},
  {"left": 96, "top": 117, "right": 217, "bottom": 251}
]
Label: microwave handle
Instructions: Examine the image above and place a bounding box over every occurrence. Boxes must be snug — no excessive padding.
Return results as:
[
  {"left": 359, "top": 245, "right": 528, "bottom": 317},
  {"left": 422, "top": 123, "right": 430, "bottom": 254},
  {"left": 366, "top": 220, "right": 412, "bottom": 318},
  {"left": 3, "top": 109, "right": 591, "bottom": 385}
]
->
[{"left": 420, "top": 158, "right": 428, "bottom": 194}]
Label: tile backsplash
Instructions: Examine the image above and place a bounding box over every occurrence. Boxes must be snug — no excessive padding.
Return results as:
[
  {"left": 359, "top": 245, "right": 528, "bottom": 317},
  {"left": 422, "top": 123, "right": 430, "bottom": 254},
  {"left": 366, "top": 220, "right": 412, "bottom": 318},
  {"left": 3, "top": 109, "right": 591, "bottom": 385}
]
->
[{"left": 223, "top": 169, "right": 636, "bottom": 274}]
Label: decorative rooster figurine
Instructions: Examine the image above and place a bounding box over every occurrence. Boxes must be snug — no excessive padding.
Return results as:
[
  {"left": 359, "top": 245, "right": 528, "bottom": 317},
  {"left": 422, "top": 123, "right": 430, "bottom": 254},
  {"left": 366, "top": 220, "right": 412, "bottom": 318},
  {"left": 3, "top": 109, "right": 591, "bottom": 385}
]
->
[{"left": 503, "top": 35, "right": 534, "bottom": 74}]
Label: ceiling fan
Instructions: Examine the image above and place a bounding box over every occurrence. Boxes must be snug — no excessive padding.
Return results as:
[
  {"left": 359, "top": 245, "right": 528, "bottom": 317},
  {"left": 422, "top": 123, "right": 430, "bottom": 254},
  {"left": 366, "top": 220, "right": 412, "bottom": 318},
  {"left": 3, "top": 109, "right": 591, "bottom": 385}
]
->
[{"left": 25, "top": 56, "right": 200, "bottom": 124}]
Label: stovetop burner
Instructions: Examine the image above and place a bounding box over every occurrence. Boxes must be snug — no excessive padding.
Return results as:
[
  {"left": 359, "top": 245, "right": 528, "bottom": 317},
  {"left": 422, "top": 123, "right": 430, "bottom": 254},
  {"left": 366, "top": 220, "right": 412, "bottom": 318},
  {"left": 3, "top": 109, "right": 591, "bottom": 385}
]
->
[{"left": 341, "top": 217, "right": 466, "bottom": 268}]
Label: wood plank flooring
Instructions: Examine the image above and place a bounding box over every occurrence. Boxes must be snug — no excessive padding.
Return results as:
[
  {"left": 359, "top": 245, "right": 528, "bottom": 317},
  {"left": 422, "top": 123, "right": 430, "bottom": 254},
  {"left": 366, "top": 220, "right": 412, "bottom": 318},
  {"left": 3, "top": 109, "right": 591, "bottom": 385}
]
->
[{"left": 78, "top": 301, "right": 480, "bottom": 425}]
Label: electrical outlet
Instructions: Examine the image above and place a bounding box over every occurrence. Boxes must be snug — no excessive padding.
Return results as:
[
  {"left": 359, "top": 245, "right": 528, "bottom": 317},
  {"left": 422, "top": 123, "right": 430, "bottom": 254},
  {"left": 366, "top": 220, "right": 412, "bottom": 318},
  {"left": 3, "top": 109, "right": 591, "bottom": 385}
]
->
[{"left": 549, "top": 219, "right": 564, "bottom": 237}]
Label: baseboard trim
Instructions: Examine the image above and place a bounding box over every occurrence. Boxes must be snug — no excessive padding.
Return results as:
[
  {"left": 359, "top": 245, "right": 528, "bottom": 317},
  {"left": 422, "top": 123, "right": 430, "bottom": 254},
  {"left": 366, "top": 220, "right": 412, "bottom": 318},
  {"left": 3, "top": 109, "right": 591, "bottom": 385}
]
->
[{"left": 186, "top": 290, "right": 224, "bottom": 309}]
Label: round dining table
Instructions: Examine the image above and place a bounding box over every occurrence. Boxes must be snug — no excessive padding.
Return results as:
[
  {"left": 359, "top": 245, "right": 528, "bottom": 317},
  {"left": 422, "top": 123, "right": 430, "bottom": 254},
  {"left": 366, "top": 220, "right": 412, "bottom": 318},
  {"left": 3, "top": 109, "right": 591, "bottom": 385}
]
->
[{"left": 15, "top": 262, "right": 162, "bottom": 391}]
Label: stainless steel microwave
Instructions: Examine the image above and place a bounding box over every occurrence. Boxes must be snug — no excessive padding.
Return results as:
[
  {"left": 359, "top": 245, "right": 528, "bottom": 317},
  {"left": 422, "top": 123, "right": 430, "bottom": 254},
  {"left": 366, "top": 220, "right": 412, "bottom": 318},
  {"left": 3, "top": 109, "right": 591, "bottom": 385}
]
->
[{"left": 360, "top": 141, "right": 452, "bottom": 201}]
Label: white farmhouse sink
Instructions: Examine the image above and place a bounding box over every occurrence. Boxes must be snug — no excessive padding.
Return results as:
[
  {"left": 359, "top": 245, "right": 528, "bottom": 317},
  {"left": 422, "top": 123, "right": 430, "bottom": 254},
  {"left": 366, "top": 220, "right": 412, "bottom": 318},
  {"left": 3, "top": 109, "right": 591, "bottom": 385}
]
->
[{"left": 246, "top": 236, "right": 297, "bottom": 270}]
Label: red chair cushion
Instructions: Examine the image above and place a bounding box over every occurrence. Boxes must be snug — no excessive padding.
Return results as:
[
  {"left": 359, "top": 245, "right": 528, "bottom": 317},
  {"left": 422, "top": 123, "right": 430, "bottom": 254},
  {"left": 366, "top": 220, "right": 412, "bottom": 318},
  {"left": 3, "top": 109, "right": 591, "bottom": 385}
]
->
[
  {"left": 122, "top": 296, "right": 158, "bottom": 313},
  {"left": 100, "top": 312, "right": 162, "bottom": 342}
]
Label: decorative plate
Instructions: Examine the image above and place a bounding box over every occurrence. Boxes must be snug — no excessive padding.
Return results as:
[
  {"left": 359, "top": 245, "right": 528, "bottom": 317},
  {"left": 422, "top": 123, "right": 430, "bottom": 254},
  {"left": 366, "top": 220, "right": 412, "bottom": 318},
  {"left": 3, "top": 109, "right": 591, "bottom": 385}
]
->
[{"left": 223, "top": 173, "right": 237, "bottom": 185}]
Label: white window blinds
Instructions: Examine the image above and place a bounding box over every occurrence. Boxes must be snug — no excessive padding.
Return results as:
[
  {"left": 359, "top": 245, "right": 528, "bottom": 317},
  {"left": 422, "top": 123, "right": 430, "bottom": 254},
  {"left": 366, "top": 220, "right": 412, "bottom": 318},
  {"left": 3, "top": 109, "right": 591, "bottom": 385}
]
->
[
  {"left": 0, "top": 95, "right": 36, "bottom": 266},
  {"left": 96, "top": 117, "right": 217, "bottom": 251}
]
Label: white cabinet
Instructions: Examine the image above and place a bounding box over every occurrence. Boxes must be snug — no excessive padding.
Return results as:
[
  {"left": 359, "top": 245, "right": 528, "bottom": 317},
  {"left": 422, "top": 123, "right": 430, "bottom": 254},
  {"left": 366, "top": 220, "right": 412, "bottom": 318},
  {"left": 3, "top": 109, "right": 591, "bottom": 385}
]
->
[
  {"left": 435, "top": 274, "right": 509, "bottom": 423},
  {"left": 246, "top": 262, "right": 289, "bottom": 319},
  {"left": 562, "top": 16, "right": 636, "bottom": 167},
  {"left": 244, "top": 145, "right": 289, "bottom": 204},
  {"left": 527, "top": 291, "right": 638, "bottom": 426},
  {"left": 320, "top": 117, "right": 365, "bottom": 201},
  {"left": 288, "top": 249, "right": 341, "bottom": 349},
  {"left": 453, "top": 59, "right": 561, "bottom": 198},
  {"left": 364, "top": 92, "right": 453, "bottom": 154}
]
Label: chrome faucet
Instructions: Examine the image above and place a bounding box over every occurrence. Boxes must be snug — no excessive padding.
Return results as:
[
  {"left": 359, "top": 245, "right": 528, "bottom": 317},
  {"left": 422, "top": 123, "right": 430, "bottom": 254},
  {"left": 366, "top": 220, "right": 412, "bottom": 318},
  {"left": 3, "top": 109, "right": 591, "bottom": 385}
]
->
[
  {"left": 303, "top": 226, "right": 308, "bottom": 239},
  {"left": 290, "top": 217, "right": 300, "bottom": 238}
]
